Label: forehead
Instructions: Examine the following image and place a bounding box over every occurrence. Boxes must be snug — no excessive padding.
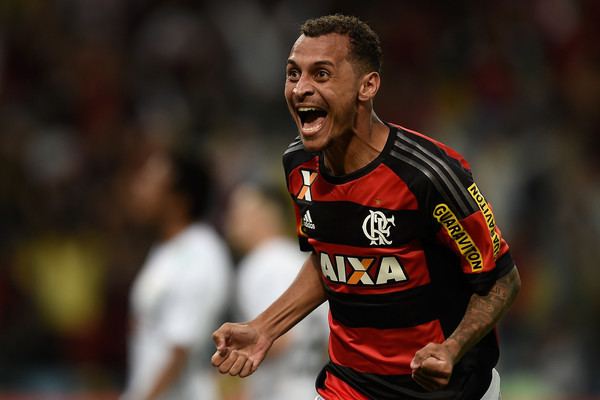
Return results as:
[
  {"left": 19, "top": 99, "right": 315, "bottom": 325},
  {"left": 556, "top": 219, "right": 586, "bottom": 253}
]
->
[
  {"left": 288, "top": 33, "right": 351, "bottom": 65},
  {"left": 139, "top": 153, "right": 171, "bottom": 182}
]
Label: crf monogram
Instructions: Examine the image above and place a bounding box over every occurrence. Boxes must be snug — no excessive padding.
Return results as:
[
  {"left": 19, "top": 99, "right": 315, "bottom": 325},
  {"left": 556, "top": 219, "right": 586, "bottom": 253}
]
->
[
  {"left": 362, "top": 210, "right": 395, "bottom": 245},
  {"left": 297, "top": 170, "right": 317, "bottom": 201},
  {"left": 320, "top": 252, "right": 408, "bottom": 285}
]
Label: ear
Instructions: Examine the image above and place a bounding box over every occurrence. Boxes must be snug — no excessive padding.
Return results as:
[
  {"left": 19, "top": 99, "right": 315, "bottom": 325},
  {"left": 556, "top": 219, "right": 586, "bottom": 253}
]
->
[{"left": 358, "top": 72, "right": 380, "bottom": 102}]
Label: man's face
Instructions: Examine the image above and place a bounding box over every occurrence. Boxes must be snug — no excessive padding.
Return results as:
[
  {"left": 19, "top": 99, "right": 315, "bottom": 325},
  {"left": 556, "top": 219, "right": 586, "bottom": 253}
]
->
[
  {"left": 129, "top": 153, "right": 172, "bottom": 225},
  {"left": 224, "top": 185, "right": 265, "bottom": 254},
  {"left": 285, "top": 33, "right": 362, "bottom": 152}
]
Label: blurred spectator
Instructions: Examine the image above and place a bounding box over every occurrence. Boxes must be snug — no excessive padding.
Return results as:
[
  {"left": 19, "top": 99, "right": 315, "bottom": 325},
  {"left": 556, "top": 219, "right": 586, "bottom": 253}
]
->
[
  {"left": 123, "top": 147, "right": 232, "bottom": 400},
  {"left": 225, "top": 183, "right": 328, "bottom": 400}
]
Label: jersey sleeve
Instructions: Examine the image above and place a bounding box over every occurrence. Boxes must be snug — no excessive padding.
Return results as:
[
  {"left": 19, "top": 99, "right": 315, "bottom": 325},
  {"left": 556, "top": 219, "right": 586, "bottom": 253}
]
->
[
  {"left": 290, "top": 197, "right": 313, "bottom": 252},
  {"left": 419, "top": 147, "right": 515, "bottom": 295},
  {"left": 282, "top": 139, "right": 315, "bottom": 253}
]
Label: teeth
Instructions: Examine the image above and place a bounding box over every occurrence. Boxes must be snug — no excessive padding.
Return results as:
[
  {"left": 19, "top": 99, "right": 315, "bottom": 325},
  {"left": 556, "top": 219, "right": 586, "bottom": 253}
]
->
[
  {"left": 298, "top": 107, "right": 320, "bottom": 112},
  {"left": 303, "top": 121, "right": 324, "bottom": 133}
]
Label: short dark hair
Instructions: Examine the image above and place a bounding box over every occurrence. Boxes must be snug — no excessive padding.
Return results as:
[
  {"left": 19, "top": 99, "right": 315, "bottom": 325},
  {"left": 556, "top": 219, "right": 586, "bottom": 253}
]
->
[
  {"left": 301, "top": 14, "right": 382, "bottom": 74},
  {"left": 169, "top": 151, "right": 213, "bottom": 220}
]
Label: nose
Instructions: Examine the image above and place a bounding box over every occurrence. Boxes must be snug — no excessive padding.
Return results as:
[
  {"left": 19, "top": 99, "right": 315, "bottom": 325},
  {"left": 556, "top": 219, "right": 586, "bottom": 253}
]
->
[{"left": 292, "top": 75, "right": 315, "bottom": 99}]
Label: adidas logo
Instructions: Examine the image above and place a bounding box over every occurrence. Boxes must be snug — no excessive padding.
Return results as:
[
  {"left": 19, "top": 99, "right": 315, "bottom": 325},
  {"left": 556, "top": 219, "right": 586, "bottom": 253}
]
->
[{"left": 302, "top": 210, "right": 316, "bottom": 230}]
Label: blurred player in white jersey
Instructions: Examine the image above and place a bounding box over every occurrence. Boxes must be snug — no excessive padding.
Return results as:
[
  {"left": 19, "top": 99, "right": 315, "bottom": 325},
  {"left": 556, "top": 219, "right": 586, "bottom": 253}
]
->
[
  {"left": 225, "top": 183, "right": 328, "bottom": 400},
  {"left": 123, "top": 148, "right": 232, "bottom": 400}
]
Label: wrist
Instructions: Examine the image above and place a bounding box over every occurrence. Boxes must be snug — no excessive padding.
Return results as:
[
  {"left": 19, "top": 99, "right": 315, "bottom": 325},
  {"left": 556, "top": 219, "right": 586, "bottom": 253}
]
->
[
  {"left": 441, "top": 338, "right": 462, "bottom": 364},
  {"left": 248, "top": 316, "right": 277, "bottom": 344}
]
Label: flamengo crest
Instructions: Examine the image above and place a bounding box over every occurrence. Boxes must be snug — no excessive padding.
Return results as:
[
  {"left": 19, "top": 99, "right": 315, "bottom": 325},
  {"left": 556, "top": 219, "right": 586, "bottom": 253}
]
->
[{"left": 362, "top": 210, "right": 395, "bottom": 246}]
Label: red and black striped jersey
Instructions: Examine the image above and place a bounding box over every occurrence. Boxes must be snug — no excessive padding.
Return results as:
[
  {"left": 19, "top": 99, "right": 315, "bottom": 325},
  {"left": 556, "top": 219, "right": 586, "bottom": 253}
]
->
[{"left": 282, "top": 123, "right": 515, "bottom": 400}]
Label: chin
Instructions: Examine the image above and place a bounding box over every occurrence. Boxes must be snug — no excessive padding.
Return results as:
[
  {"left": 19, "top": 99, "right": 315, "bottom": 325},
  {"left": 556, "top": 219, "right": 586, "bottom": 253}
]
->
[{"left": 299, "top": 133, "right": 329, "bottom": 152}]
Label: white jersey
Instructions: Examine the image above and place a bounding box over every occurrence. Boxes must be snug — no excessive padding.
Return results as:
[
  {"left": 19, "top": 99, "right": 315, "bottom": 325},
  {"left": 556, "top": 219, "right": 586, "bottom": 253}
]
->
[
  {"left": 125, "top": 223, "right": 232, "bottom": 400},
  {"left": 237, "top": 238, "right": 329, "bottom": 400}
]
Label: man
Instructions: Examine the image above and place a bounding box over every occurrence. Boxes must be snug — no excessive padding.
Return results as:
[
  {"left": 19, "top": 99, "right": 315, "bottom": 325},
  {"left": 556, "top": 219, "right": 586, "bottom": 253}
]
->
[
  {"left": 124, "top": 148, "right": 232, "bottom": 400},
  {"left": 212, "top": 15, "right": 520, "bottom": 400},
  {"left": 225, "top": 183, "right": 329, "bottom": 400}
]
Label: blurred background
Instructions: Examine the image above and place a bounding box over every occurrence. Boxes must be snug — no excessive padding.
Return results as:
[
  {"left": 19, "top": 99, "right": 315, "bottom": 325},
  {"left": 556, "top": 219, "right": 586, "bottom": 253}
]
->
[{"left": 0, "top": 0, "right": 599, "bottom": 399}]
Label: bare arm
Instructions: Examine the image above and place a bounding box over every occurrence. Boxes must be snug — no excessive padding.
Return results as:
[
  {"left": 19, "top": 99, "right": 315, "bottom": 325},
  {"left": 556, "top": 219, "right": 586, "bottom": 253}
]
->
[
  {"left": 211, "top": 253, "right": 326, "bottom": 377},
  {"left": 411, "top": 266, "right": 521, "bottom": 391},
  {"left": 144, "top": 346, "right": 188, "bottom": 400},
  {"left": 446, "top": 266, "right": 521, "bottom": 360},
  {"left": 252, "top": 252, "right": 326, "bottom": 340}
]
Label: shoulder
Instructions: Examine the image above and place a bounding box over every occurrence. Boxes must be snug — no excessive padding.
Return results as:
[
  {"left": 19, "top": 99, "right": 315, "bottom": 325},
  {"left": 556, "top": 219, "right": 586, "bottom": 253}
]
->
[
  {"left": 282, "top": 136, "right": 317, "bottom": 175},
  {"left": 237, "top": 238, "right": 304, "bottom": 297},
  {"left": 385, "top": 124, "right": 478, "bottom": 217},
  {"left": 239, "top": 238, "right": 304, "bottom": 275},
  {"left": 177, "top": 224, "right": 231, "bottom": 269},
  {"left": 385, "top": 124, "right": 473, "bottom": 183},
  {"left": 387, "top": 124, "right": 472, "bottom": 172}
]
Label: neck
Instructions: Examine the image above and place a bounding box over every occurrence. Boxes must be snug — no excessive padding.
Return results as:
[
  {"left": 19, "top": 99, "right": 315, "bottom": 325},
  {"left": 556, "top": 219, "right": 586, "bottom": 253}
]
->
[
  {"left": 160, "top": 211, "right": 191, "bottom": 241},
  {"left": 323, "top": 111, "right": 389, "bottom": 176}
]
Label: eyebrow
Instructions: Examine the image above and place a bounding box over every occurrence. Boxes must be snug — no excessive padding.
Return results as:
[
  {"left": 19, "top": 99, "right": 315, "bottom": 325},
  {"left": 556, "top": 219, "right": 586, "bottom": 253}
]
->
[{"left": 286, "top": 59, "right": 335, "bottom": 68}]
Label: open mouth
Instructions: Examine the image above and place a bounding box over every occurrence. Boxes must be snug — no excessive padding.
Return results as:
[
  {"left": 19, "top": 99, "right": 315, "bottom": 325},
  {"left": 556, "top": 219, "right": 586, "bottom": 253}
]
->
[{"left": 297, "top": 107, "right": 328, "bottom": 134}]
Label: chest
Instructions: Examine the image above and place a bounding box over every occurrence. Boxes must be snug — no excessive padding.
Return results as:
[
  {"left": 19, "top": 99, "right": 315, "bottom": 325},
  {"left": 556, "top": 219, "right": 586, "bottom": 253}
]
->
[
  {"left": 131, "top": 249, "right": 179, "bottom": 320},
  {"left": 291, "top": 165, "right": 426, "bottom": 248}
]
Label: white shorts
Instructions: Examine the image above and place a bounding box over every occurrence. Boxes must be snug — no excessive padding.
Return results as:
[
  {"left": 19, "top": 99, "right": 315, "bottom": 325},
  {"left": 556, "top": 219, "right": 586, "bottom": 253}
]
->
[
  {"left": 480, "top": 368, "right": 501, "bottom": 400},
  {"left": 315, "top": 368, "right": 501, "bottom": 400}
]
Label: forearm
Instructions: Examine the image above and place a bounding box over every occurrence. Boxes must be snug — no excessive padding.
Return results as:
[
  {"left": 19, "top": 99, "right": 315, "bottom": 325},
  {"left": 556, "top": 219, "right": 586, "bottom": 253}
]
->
[
  {"left": 145, "top": 346, "right": 188, "bottom": 400},
  {"left": 444, "top": 266, "right": 521, "bottom": 362},
  {"left": 252, "top": 253, "right": 326, "bottom": 342}
]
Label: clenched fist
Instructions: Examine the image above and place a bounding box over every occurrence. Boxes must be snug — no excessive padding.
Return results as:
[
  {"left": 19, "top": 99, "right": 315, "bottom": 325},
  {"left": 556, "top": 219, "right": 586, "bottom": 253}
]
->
[
  {"left": 410, "top": 342, "right": 456, "bottom": 391},
  {"left": 211, "top": 322, "right": 273, "bottom": 377}
]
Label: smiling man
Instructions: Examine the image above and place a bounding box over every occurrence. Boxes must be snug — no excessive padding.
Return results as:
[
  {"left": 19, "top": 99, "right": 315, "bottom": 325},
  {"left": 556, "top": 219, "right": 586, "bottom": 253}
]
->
[{"left": 212, "top": 15, "right": 520, "bottom": 400}]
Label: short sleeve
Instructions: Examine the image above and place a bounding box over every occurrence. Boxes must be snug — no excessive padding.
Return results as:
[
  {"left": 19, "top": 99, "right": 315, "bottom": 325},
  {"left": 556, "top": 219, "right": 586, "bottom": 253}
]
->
[
  {"left": 414, "top": 142, "right": 514, "bottom": 295},
  {"left": 290, "top": 197, "right": 314, "bottom": 252},
  {"left": 282, "top": 141, "right": 316, "bottom": 253}
]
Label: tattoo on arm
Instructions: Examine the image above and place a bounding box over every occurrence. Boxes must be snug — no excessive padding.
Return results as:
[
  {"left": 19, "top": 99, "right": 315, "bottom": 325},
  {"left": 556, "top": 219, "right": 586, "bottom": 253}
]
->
[{"left": 447, "top": 266, "right": 521, "bottom": 362}]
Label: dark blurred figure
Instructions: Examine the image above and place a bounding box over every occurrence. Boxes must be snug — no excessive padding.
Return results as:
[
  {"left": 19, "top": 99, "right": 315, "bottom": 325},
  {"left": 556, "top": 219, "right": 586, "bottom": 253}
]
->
[{"left": 123, "top": 147, "right": 232, "bottom": 400}]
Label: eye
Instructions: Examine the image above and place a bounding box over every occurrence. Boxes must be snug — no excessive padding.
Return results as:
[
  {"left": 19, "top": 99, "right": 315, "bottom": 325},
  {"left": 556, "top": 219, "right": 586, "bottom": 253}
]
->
[
  {"left": 315, "top": 69, "right": 330, "bottom": 81},
  {"left": 287, "top": 68, "right": 300, "bottom": 82}
]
